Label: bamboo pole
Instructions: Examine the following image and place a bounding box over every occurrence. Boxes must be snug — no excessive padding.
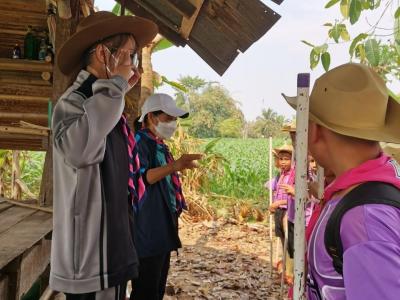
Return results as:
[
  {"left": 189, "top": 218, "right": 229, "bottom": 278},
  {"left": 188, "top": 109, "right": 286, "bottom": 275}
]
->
[
  {"left": 0, "top": 58, "right": 52, "bottom": 72},
  {"left": 293, "top": 73, "right": 310, "bottom": 300},
  {"left": 0, "top": 94, "right": 50, "bottom": 103},
  {"left": 280, "top": 216, "right": 288, "bottom": 299},
  {"left": 0, "top": 112, "right": 47, "bottom": 120},
  {"left": 1, "top": 197, "right": 53, "bottom": 214},
  {"left": 20, "top": 121, "right": 50, "bottom": 130},
  {"left": 11, "top": 151, "right": 22, "bottom": 200},
  {"left": 268, "top": 136, "right": 274, "bottom": 278},
  {"left": 0, "top": 126, "right": 48, "bottom": 136}
]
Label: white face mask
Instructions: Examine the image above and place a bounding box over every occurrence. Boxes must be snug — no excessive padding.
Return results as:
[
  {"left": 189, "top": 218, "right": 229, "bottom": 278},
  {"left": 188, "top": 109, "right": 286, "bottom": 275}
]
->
[{"left": 155, "top": 120, "right": 177, "bottom": 140}]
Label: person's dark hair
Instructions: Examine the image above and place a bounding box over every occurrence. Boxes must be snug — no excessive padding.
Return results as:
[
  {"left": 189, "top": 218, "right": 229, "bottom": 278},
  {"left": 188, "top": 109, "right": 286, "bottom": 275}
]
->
[
  {"left": 83, "top": 33, "right": 135, "bottom": 68},
  {"left": 134, "top": 110, "right": 163, "bottom": 132}
]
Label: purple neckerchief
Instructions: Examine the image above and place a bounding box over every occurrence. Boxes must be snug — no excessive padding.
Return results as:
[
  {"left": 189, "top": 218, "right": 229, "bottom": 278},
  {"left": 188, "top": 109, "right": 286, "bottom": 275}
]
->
[
  {"left": 140, "top": 128, "right": 187, "bottom": 214},
  {"left": 120, "top": 115, "right": 145, "bottom": 211}
]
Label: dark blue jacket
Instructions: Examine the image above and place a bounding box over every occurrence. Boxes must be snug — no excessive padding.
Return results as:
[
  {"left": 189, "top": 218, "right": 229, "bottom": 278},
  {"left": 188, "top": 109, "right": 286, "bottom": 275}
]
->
[{"left": 133, "top": 130, "right": 181, "bottom": 258}]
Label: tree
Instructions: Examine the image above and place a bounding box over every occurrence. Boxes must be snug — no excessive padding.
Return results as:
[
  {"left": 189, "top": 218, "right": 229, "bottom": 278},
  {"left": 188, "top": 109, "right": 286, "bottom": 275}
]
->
[
  {"left": 303, "top": 0, "right": 400, "bottom": 85},
  {"left": 177, "top": 78, "right": 244, "bottom": 138},
  {"left": 219, "top": 118, "right": 243, "bottom": 138},
  {"left": 247, "top": 108, "right": 288, "bottom": 138}
]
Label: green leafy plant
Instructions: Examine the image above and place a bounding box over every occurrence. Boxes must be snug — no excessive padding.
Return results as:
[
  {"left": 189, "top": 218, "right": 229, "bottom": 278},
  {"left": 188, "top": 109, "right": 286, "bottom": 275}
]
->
[{"left": 302, "top": 0, "right": 400, "bottom": 83}]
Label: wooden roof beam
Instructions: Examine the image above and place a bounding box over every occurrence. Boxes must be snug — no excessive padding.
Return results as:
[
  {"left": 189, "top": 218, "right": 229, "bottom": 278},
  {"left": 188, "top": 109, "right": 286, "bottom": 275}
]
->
[
  {"left": 179, "top": 0, "right": 204, "bottom": 39},
  {"left": 165, "top": 0, "right": 197, "bottom": 18},
  {"left": 270, "top": 0, "right": 284, "bottom": 4}
]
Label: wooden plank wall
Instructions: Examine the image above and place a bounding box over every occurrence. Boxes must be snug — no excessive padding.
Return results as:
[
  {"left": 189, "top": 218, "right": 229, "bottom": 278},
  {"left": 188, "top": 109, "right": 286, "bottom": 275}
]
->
[{"left": 0, "top": 0, "right": 51, "bottom": 150}]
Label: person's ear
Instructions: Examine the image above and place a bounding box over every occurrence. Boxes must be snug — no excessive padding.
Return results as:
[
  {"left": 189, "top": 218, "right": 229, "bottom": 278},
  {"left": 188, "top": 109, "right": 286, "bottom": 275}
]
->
[
  {"left": 308, "top": 121, "right": 321, "bottom": 145},
  {"left": 148, "top": 113, "right": 158, "bottom": 126},
  {"left": 94, "top": 44, "right": 107, "bottom": 64}
]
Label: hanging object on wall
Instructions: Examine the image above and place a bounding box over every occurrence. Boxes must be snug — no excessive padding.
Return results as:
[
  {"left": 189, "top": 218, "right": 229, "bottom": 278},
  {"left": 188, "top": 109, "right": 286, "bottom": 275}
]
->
[{"left": 47, "top": 2, "right": 57, "bottom": 48}]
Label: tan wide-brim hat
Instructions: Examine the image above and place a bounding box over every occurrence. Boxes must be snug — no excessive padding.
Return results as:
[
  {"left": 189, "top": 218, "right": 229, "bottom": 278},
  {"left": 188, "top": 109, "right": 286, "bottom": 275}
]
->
[
  {"left": 273, "top": 144, "right": 293, "bottom": 155},
  {"left": 57, "top": 11, "right": 158, "bottom": 75},
  {"left": 381, "top": 142, "right": 400, "bottom": 162},
  {"left": 281, "top": 121, "right": 296, "bottom": 132},
  {"left": 282, "top": 63, "right": 400, "bottom": 143}
]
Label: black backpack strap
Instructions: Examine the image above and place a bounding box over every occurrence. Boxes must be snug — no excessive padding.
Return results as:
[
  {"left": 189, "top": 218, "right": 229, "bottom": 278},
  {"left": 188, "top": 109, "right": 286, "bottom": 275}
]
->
[{"left": 324, "top": 181, "right": 400, "bottom": 275}]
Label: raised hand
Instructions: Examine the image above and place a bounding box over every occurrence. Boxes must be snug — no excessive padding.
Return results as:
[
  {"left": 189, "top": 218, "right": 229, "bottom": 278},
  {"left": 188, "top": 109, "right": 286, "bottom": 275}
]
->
[{"left": 172, "top": 154, "right": 203, "bottom": 172}]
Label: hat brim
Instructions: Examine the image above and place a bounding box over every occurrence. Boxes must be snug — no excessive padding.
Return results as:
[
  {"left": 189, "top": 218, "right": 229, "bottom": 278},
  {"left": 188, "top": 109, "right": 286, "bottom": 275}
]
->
[
  {"left": 281, "top": 126, "right": 296, "bottom": 133},
  {"left": 273, "top": 145, "right": 293, "bottom": 154},
  {"left": 57, "top": 16, "right": 158, "bottom": 75},
  {"left": 381, "top": 142, "right": 400, "bottom": 162},
  {"left": 138, "top": 109, "right": 189, "bottom": 122},
  {"left": 282, "top": 93, "right": 400, "bottom": 144}
]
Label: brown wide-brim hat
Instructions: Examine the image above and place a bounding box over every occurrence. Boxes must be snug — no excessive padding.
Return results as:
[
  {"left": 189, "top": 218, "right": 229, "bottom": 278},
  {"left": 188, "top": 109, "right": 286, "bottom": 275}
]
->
[
  {"left": 282, "top": 63, "right": 400, "bottom": 143},
  {"left": 57, "top": 11, "right": 158, "bottom": 75}
]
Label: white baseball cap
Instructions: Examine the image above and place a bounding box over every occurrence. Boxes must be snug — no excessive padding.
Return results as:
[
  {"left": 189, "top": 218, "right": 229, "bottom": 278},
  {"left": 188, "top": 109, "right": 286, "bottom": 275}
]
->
[{"left": 139, "top": 93, "right": 189, "bottom": 122}]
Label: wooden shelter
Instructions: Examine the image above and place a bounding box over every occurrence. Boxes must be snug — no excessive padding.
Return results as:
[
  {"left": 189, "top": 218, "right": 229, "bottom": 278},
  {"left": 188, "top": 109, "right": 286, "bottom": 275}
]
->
[
  {"left": 0, "top": 0, "right": 52, "bottom": 152},
  {"left": 120, "top": 0, "right": 281, "bottom": 75},
  {"left": 0, "top": 0, "right": 284, "bottom": 298}
]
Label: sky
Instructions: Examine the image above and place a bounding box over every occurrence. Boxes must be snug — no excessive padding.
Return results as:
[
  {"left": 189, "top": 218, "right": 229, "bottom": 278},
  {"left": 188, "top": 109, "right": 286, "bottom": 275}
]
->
[{"left": 95, "top": 0, "right": 398, "bottom": 121}]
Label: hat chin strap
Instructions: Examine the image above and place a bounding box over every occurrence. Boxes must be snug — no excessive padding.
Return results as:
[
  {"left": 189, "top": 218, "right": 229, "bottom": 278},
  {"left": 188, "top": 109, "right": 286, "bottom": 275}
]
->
[{"left": 102, "top": 45, "right": 111, "bottom": 80}]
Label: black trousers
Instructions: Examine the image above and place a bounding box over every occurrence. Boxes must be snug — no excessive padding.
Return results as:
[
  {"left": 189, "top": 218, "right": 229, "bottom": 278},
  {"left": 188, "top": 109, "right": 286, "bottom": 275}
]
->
[
  {"left": 274, "top": 208, "right": 286, "bottom": 248},
  {"left": 288, "top": 220, "right": 294, "bottom": 259},
  {"left": 65, "top": 282, "right": 127, "bottom": 300},
  {"left": 130, "top": 252, "right": 171, "bottom": 300}
]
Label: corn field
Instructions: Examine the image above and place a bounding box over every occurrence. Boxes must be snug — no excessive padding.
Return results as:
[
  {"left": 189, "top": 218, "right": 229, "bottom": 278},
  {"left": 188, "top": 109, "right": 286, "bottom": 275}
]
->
[{"left": 0, "top": 130, "right": 287, "bottom": 221}]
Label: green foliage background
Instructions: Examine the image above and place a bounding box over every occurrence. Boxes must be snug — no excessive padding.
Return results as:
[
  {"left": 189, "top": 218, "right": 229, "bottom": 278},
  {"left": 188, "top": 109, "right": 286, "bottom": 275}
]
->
[{"left": 200, "top": 137, "right": 286, "bottom": 209}]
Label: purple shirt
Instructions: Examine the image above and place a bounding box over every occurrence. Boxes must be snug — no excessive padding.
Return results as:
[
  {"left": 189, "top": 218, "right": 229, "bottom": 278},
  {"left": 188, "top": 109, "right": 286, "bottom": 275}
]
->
[
  {"left": 265, "top": 177, "right": 288, "bottom": 209},
  {"left": 305, "top": 200, "right": 315, "bottom": 227},
  {"left": 272, "top": 168, "right": 295, "bottom": 221},
  {"left": 307, "top": 197, "right": 400, "bottom": 300}
]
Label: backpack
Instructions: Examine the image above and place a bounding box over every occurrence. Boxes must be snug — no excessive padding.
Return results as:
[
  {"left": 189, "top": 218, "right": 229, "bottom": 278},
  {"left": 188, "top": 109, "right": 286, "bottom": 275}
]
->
[{"left": 324, "top": 181, "right": 400, "bottom": 275}]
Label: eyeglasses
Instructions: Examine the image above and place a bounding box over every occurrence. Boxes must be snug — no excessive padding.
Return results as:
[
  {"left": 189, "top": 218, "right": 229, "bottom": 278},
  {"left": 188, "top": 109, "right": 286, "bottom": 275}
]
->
[
  {"left": 89, "top": 45, "right": 139, "bottom": 68},
  {"left": 107, "top": 46, "right": 139, "bottom": 68}
]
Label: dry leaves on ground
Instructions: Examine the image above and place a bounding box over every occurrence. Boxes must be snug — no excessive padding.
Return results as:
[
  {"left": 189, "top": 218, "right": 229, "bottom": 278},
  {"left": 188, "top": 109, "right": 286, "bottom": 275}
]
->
[{"left": 165, "top": 220, "right": 288, "bottom": 300}]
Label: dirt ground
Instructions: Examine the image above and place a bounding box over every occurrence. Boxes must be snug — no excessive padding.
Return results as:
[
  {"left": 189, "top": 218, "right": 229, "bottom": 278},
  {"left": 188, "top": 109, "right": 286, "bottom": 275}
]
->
[{"left": 164, "top": 219, "right": 288, "bottom": 300}]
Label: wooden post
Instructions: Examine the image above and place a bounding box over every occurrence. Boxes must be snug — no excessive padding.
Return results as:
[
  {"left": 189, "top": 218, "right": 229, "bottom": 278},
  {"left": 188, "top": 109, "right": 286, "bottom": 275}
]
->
[
  {"left": 293, "top": 73, "right": 310, "bottom": 300},
  {"left": 11, "top": 151, "right": 22, "bottom": 200},
  {"left": 317, "top": 166, "right": 324, "bottom": 199},
  {"left": 39, "top": 0, "right": 81, "bottom": 207},
  {"left": 268, "top": 136, "right": 273, "bottom": 278},
  {"left": 280, "top": 220, "right": 288, "bottom": 299}
]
